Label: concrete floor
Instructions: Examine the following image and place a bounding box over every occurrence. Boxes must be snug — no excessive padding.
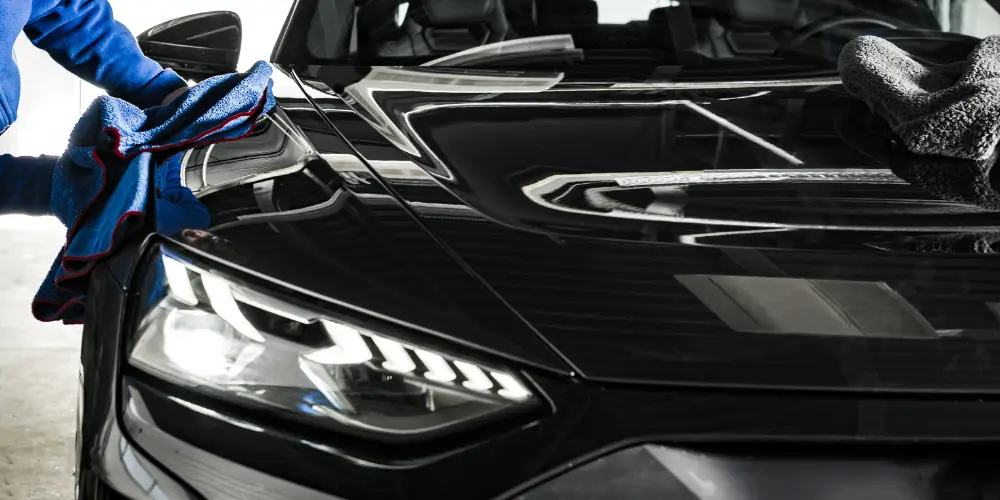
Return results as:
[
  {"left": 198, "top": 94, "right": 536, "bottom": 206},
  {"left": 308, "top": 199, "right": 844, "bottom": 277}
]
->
[{"left": 0, "top": 215, "right": 81, "bottom": 499}]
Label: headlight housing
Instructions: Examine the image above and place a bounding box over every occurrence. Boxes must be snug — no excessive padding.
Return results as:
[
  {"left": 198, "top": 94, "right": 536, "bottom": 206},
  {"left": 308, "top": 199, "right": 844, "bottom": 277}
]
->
[{"left": 127, "top": 245, "right": 540, "bottom": 440}]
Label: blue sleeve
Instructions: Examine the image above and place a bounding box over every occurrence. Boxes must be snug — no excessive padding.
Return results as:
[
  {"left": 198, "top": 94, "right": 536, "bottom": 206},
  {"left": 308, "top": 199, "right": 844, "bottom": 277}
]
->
[
  {"left": 155, "top": 154, "right": 210, "bottom": 237},
  {"left": 0, "top": 154, "right": 56, "bottom": 216},
  {"left": 155, "top": 190, "right": 210, "bottom": 238},
  {"left": 24, "top": 0, "right": 187, "bottom": 108}
]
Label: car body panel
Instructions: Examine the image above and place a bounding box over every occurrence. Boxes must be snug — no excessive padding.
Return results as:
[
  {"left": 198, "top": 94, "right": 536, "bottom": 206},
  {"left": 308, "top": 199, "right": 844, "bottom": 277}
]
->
[
  {"left": 181, "top": 94, "right": 574, "bottom": 374},
  {"left": 247, "top": 67, "right": 1000, "bottom": 393},
  {"left": 163, "top": 66, "right": 1000, "bottom": 392},
  {"left": 76, "top": 3, "right": 1000, "bottom": 498},
  {"left": 75, "top": 255, "right": 1000, "bottom": 500}
]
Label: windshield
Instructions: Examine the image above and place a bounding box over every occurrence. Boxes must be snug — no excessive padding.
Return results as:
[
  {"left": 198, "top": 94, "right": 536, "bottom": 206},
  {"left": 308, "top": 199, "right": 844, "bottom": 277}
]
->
[{"left": 289, "top": 0, "right": 1000, "bottom": 71}]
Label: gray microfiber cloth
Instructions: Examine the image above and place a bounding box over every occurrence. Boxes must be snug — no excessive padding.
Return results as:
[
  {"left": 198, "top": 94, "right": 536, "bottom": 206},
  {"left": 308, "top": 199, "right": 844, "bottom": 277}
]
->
[
  {"left": 835, "top": 100, "right": 1000, "bottom": 211},
  {"left": 870, "top": 232, "right": 1000, "bottom": 254},
  {"left": 836, "top": 102, "right": 1000, "bottom": 254},
  {"left": 839, "top": 35, "right": 1000, "bottom": 161}
]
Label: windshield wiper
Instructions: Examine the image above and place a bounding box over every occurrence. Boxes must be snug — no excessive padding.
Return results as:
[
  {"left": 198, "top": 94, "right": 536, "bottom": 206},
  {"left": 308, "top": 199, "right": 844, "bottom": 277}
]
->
[{"left": 422, "top": 34, "right": 584, "bottom": 68}]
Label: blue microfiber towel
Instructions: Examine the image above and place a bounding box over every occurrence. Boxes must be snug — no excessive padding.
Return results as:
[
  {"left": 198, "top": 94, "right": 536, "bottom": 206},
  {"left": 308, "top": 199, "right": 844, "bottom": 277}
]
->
[{"left": 32, "top": 60, "right": 276, "bottom": 324}]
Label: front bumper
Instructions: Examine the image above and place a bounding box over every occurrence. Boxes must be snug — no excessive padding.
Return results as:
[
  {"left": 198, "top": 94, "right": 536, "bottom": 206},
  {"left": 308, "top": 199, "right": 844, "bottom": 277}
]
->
[
  {"left": 85, "top": 385, "right": 342, "bottom": 500},
  {"left": 86, "top": 372, "right": 1000, "bottom": 500},
  {"left": 519, "top": 445, "right": 952, "bottom": 500}
]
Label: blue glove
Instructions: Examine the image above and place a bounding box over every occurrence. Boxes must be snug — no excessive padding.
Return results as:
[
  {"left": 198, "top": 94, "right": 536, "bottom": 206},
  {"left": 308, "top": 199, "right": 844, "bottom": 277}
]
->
[{"left": 154, "top": 153, "right": 210, "bottom": 237}]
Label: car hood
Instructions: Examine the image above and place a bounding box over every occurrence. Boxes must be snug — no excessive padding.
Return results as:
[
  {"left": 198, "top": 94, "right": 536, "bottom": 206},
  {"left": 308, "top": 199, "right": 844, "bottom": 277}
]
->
[{"left": 207, "top": 67, "right": 1000, "bottom": 393}]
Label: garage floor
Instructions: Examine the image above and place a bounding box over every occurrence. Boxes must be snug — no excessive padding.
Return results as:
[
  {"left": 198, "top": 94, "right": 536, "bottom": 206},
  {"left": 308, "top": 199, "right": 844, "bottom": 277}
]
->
[{"left": 0, "top": 216, "right": 80, "bottom": 499}]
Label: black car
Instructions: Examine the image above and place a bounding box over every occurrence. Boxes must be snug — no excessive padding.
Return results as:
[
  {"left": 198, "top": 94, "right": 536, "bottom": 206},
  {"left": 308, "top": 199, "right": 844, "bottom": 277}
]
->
[{"left": 76, "top": 0, "right": 1000, "bottom": 498}]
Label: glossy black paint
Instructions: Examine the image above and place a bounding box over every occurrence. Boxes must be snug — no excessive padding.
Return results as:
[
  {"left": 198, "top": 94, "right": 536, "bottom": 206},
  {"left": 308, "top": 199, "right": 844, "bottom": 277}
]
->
[
  {"left": 276, "top": 67, "right": 1000, "bottom": 393},
  {"left": 198, "top": 161, "right": 573, "bottom": 373},
  {"left": 79, "top": 14, "right": 1000, "bottom": 500},
  {"left": 355, "top": 83, "right": 1000, "bottom": 239},
  {"left": 79, "top": 248, "right": 1000, "bottom": 500}
]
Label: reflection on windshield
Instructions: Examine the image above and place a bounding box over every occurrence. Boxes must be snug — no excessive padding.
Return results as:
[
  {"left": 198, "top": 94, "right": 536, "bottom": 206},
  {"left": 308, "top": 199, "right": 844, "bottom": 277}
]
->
[{"left": 340, "top": 0, "right": 1000, "bottom": 71}]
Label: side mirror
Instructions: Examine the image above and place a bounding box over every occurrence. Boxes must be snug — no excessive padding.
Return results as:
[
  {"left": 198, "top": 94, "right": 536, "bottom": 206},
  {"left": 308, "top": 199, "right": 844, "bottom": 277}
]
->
[{"left": 137, "top": 11, "right": 242, "bottom": 81}]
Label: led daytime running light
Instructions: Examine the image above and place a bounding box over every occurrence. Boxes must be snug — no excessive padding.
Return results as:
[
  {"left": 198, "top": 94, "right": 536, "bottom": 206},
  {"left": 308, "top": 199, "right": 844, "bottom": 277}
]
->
[{"left": 160, "top": 253, "right": 535, "bottom": 403}]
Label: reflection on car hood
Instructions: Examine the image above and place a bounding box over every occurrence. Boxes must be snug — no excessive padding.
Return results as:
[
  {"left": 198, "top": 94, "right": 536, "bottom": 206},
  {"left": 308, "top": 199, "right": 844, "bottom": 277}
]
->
[{"left": 210, "top": 69, "right": 1000, "bottom": 392}]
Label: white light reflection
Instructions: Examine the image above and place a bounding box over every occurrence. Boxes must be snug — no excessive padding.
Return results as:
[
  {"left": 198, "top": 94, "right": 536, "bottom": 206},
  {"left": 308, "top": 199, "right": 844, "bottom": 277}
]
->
[
  {"left": 609, "top": 76, "right": 842, "bottom": 90},
  {"left": 423, "top": 34, "right": 574, "bottom": 67},
  {"left": 678, "top": 228, "right": 795, "bottom": 245},
  {"left": 455, "top": 361, "right": 494, "bottom": 392},
  {"left": 400, "top": 97, "right": 805, "bottom": 180},
  {"left": 167, "top": 396, "right": 265, "bottom": 433},
  {"left": 305, "top": 321, "right": 373, "bottom": 365},
  {"left": 518, "top": 169, "right": 994, "bottom": 232},
  {"left": 298, "top": 357, "right": 355, "bottom": 413},
  {"left": 341, "top": 66, "right": 564, "bottom": 180},
  {"left": 202, "top": 274, "right": 265, "bottom": 342},
  {"left": 162, "top": 310, "right": 232, "bottom": 378},
  {"left": 227, "top": 343, "right": 266, "bottom": 378},
  {"left": 372, "top": 336, "right": 417, "bottom": 373},
  {"left": 682, "top": 101, "right": 803, "bottom": 165},
  {"left": 414, "top": 349, "right": 457, "bottom": 383},
  {"left": 491, "top": 372, "right": 532, "bottom": 401},
  {"left": 161, "top": 255, "right": 197, "bottom": 306},
  {"left": 716, "top": 90, "right": 771, "bottom": 101}
]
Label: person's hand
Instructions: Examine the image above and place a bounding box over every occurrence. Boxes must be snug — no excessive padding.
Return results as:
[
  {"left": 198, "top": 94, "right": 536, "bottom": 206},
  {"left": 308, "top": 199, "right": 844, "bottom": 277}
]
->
[{"left": 160, "top": 86, "right": 188, "bottom": 106}]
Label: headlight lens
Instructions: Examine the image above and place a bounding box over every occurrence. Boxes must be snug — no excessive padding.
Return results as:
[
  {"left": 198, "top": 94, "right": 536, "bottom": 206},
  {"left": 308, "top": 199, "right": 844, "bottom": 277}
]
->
[{"left": 128, "top": 246, "right": 539, "bottom": 439}]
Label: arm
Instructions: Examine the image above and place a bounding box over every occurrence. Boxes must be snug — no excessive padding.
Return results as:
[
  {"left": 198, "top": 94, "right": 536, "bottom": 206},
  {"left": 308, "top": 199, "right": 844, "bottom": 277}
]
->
[
  {"left": 156, "top": 188, "right": 211, "bottom": 237},
  {"left": 25, "top": 0, "right": 187, "bottom": 108},
  {"left": 0, "top": 155, "right": 56, "bottom": 216}
]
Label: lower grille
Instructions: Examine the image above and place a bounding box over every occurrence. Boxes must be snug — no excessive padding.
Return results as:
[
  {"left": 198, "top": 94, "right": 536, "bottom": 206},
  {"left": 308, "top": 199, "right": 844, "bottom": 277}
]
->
[{"left": 518, "top": 445, "right": 965, "bottom": 500}]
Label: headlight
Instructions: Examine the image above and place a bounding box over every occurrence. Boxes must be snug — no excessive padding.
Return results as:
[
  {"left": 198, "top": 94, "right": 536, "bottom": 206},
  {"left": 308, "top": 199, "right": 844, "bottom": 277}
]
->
[{"left": 128, "top": 245, "right": 540, "bottom": 440}]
